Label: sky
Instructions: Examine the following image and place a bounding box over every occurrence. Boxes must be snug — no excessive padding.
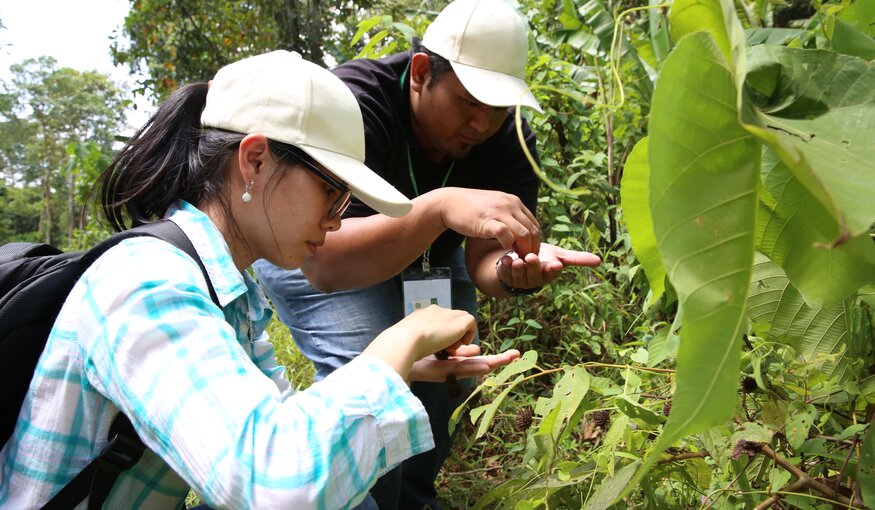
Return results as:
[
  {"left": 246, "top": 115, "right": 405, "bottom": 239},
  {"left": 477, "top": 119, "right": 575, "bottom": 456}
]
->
[{"left": 0, "top": 0, "right": 153, "bottom": 129}]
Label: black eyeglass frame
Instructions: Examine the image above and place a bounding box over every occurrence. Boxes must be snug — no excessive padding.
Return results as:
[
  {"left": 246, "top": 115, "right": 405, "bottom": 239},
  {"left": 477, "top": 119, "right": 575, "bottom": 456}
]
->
[{"left": 294, "top": 155, "right": 353, "bottom": 220}]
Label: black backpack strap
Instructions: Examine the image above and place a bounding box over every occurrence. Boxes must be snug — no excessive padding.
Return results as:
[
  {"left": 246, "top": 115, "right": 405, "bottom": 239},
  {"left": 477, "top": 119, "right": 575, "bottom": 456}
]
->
[
  {"left": 41, "top": 220, "right": 220, "bottom": 510},
  {"left": 41, "top": 414, "right": 145, "bottom": 510}
]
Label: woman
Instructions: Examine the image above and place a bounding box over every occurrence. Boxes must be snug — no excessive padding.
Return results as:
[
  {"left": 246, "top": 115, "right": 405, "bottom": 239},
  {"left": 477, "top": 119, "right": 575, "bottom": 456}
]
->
[{"left": 0, "top": 51, "right": 519, "bottom": 509}]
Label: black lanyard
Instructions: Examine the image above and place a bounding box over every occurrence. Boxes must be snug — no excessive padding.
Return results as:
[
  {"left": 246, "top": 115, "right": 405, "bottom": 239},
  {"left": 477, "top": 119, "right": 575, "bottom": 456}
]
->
[
  {"left": 399, "top": 63, "right": 455, "bottom": 271},
  {"left": 399, "top": 64, "right": 455, "bottom": 198}
]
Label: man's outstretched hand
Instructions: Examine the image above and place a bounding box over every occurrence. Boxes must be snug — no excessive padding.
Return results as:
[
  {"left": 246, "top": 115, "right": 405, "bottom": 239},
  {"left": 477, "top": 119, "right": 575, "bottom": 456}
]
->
[{"left": 495, "top": 243, "right": 601, "bottom": 291}]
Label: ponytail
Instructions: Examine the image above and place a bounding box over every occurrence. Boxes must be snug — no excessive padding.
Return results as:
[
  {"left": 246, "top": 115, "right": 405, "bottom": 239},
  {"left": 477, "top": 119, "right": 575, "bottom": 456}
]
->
[{"left": 97, "top": 83, "right": 242, "bottom": 231}]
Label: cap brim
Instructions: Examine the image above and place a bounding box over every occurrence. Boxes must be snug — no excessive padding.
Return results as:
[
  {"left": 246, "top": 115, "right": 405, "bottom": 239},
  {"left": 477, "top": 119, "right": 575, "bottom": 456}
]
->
[
  {"left": 451, "top": 62, "right": 543, "bottom": 114},
  {"left": 299, "top": 146, "right": 412, "bottom": 218}
]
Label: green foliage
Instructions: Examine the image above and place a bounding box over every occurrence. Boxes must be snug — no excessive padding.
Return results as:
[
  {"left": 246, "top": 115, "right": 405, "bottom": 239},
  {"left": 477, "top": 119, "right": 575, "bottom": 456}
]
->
[
  {"left": 612, "top": 0, "right": 874, "bottom": 505},
  {"left": 268, "top": 315, "right": 315, "bottom": 391},
  {"left": 441, "top": 0, "right": 873, "bottom": 508},
  {"left": 0, "top": 57, "right": 126, "bottom": 245},
  {"left": 112, "top": 0, "right": 397, "bottom": 99},
  {"left": 3, "top": 0, "right": 873, "bottom": 508}
]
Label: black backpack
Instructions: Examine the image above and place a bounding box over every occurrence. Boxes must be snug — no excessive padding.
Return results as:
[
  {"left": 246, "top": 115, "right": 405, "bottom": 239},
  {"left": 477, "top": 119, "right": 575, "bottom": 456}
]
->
[{"left": 0, "top": 220, "right": 218, "bottom": 509}]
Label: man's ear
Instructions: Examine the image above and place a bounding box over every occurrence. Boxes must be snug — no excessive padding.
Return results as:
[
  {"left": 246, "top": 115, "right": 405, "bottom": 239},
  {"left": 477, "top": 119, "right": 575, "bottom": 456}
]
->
[
  {"left": 409, "top": 53, "right": 432, "bottom": 94},
  {"left": 237, "top": 133, "right": 270, "bottom": 184}
]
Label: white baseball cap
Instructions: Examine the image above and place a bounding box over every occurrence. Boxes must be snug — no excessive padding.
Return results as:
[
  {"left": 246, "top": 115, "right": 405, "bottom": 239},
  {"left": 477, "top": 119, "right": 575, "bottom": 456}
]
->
[
  {"left": 201, "top": 50, "right": 412, "bottom": 218},
  {"left": 422, "top": 0, "right": 543, "bottom": 113}
]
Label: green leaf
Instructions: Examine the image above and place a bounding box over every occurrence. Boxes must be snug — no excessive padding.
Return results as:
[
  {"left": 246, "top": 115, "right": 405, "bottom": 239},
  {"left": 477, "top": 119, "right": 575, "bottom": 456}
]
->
[
  {"left": 524, "top": 319, "right": 542, "bottom": 330},
  {"left": 630, "top": 347, "right": 649, "bottom": 365},
  {"left": 832, "top": 18, "right": 875, "bottom": 60},
  {"left": 730, "top": 421, "right": 774, "bottom": 444},
  {"left": 761, "top": 398, "right": 788, "bottom": 431},
  {"left": 746, "top": 252, "right": 855, "bottom": 379},
  {"left": 448, "top": 351, "right": 537, "bottom": 435},
  {"left": 648, "top": 0, "right": 671, "bottom": 67},
  {"left": 768, "top": 466, "right": 793, "bottom": 493},
  {"left": 472, "top": 375, "right": 525, "bottom": 440},
  {"left": 615, "top": 395, "right": 665, "bottom": 425},
  {"left": 492, "top": 350, "right": 538, "bottom": 386},
  {"left": 646, "top": 324, "right": 679, "bottom": 367},
  {"left": 603, "top": 413, "right": 630, "bottom": 451},
  {"left": 620, "top": 138, "right": 666, "bottom": 307},
  {"left": 669, "top": 0, "right": 746, "bottom": 77},
  {"left": 390, "top": 22, "right": 417, "bottom": 41},
  {"left": 351, "top": 15, "right": 383, "bottom": 46},
  {"left": 744, "top": 45, "right": 875, "bottom": 238},
  {"left": 746, "top": 28, "right": 806, "bottom": 46},
  {"left": 756, "top": 151, "right": 875, "bottom": 307},
  {"left": 582, "top": 460, "right": 640, "bottom": 510},
  {"left": 785, "top": 407, "right": 816, "bottom": 450},
  {"left": 838, "top": 0, "right": 875, "bottom": 37},
  {"left": 355, "top": 29, "right": 390, "bottom": 59},
  {"left": 559, "top": 0, "right": 582, "bottom": 29},
  {"left": 536, "top": 366, "right": 591, "bottom": 438},
  {"left": 669, "top": 0, "right": 730, "bottom": 62},
  {"left": 627, "top": 29, "right": 757, "bottom": 494}
]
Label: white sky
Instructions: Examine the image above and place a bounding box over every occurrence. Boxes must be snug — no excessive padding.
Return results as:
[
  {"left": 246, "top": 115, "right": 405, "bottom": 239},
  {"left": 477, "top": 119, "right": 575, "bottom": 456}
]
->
[{"left": 0, "top": 0, "right": 153, "bottom": 129}]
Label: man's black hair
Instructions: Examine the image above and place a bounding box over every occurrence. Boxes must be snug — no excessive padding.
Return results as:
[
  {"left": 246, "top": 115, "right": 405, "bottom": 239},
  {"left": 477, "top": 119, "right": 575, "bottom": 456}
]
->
[{"left": 411, "top": 37, "right": 454, "bottom": 89}]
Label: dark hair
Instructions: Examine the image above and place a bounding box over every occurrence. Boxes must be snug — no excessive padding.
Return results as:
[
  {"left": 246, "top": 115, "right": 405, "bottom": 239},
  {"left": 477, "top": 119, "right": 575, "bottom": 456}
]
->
[
  {"left": 96, "top": 82, "right": 318, "bottom": 234},
  {"left": 411, "top": 37, "right": 454, "bottom": 89}
]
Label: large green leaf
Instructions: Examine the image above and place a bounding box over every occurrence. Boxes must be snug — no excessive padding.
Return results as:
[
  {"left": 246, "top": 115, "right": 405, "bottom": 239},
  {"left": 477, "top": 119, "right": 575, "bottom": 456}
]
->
[
  {"left": 832, "top": 18, "right": 875, "bottom": 60},
  {"left": 624, "top": 29, "right": 758, "bottom": 493},
  {"left": 744, "top": 45, "right": 875, "bottom": 238},
  {"left": 669, "top": 0, "right": 747, "bottom": 86},
  {"left": 756, "top": 149, "right": 875, "bottom": 306},
  {"left": 669, "top": 0, "right": 731, "bottom": 62},
  {"left": 747, "top": 252, "right": 854, "bottom": 380},
  {"left": 620, "top": 137, "right": 666, "bottom": 306},
  {"left": 838, "top": 0, "right": 875, "bottom": 37}
]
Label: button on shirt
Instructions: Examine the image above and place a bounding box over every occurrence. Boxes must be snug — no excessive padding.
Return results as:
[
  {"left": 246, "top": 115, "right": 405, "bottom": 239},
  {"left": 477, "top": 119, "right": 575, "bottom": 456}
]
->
[{"left": 0, "top": 201, "right": 433, "bottom": 509}]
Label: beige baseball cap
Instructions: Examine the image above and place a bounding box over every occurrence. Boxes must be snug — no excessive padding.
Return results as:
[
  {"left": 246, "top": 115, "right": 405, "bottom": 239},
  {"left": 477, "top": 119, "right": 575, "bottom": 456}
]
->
[
  {"left": 422, "top": 0, "right": 543, "bottom": 113},
  {"left": 201, "top": 50, "right": 412, "bottom": 218}
]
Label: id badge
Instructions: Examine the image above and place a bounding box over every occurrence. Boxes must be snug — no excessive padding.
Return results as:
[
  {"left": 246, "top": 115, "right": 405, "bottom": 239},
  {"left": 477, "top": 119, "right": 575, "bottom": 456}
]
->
[{"left": 402, "top": 266, "right": 452, "bottom": 316}]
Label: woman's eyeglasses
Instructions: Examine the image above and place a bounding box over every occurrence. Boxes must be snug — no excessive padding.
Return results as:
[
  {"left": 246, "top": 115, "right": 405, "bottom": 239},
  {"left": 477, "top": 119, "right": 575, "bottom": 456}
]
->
[{"left": 296, "top": 157, "right": 352, "bottom": 220}]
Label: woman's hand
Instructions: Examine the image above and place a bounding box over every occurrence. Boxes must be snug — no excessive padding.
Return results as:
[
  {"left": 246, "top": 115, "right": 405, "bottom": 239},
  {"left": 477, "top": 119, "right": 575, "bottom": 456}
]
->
[
  {"left": 363, "top": 305, "right": 477, "bottom": 380},
  {"left": 409, "top": 345, "right": 521, "bottom": 383}
]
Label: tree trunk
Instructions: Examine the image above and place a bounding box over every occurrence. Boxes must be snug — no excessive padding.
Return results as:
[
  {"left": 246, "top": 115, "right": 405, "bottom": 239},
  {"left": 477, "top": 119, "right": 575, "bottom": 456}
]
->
[
  {"left": 42, "top": 169, "right": 52, "bottom": 245},
  {"left": 67, "top": 171, "right": 75, "bottom": 239},
  {"left": 275, "top": 0, "right": 303, "bottom": 56},
  {"left": 307, "top": 0, "right": 324, "bottom": 65}
]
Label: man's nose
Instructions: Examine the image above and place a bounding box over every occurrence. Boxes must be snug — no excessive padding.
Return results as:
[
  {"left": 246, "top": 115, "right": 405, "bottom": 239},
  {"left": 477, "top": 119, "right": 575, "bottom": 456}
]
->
[{"left": 468, "top": 104, "right": 492, "bottom": 134}]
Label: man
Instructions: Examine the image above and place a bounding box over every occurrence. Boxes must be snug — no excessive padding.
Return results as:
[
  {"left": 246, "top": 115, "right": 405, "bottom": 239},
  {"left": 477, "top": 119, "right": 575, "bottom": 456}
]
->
[{"left": 254, "top": 0, "right": 601, "bottom": 508}]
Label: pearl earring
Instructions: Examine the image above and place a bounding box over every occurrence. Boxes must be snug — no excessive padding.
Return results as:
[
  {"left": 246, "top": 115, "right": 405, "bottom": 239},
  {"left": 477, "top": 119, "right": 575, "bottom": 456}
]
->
[{"left": 242, "top": 180, "right": 254, "bottom": 203}]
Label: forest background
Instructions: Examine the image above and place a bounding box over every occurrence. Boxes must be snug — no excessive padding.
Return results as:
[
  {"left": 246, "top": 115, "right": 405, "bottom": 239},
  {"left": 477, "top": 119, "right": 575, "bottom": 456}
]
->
[{"left": 1, "top": 0, "right": 874, "bottom": 508}]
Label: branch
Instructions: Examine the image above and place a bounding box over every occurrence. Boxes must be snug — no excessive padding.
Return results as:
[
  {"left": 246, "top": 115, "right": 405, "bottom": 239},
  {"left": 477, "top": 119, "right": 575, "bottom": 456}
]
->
[
  {"left": 758, "top": 444, "right": 865, "bottom": 509},
  {"left": 656, "top": 451, "right": 709, "bottom": 465},
  {"left": 754, "top": 478, "right": 808, "bottom": 510},
  {"left": 837, "top": 433, "right": 861, "bottom": 492}
]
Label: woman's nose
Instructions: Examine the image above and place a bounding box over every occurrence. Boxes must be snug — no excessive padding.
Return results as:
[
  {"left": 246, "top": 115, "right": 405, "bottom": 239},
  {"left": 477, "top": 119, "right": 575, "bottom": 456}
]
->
[{"left": 323, "top": 213, "right": 342, "bottom": 232}]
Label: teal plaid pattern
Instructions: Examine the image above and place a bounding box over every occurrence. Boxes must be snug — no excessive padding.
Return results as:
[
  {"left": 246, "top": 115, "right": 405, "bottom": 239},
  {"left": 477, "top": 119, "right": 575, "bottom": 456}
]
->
[{"left": 0, "top": 201, "right": 432, "bottom": 509}]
